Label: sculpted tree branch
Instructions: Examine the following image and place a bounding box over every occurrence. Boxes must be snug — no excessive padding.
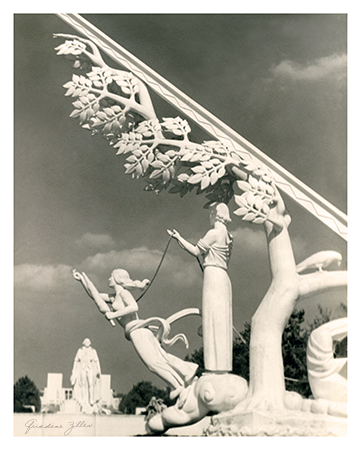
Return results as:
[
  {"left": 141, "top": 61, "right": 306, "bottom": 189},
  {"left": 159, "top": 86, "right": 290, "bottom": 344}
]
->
[{"left": 54, "top": 35, "right": 277, "bottom": 219}]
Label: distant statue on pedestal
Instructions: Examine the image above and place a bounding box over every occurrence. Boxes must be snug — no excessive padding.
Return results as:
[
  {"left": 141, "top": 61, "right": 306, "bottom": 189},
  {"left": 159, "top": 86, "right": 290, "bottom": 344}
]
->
[{"left": 70, "top": 338, "right": 102, "bottom": 413}]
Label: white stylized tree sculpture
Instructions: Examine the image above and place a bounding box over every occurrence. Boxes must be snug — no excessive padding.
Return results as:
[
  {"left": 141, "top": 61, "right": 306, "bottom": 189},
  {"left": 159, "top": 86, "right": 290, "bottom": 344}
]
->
[{"left": 55, "top": 35, "right": 347, "bottom": 429}]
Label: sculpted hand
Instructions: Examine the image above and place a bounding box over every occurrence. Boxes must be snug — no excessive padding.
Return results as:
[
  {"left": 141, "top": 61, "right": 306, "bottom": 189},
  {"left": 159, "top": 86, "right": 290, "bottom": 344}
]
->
[
  {"left": 72, "top": 269, "right": 81, "bottom": 281},
  {"left": 167, "top": 229, "right": 181, "bottom": 240}
]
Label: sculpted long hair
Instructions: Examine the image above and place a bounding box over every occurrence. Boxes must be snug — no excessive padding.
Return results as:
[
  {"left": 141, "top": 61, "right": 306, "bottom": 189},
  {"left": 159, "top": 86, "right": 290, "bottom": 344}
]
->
[
  {"left": 210, "top": 202, "right": 231, "bottom": 225},
  {"left": 111, "top": 269, "right": 149, "bottom": 290}
]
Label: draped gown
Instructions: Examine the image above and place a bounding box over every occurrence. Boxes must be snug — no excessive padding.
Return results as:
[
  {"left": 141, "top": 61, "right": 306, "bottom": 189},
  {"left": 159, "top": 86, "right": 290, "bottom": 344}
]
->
[{"left": 197, "top": 233, "right": 233, "bottom": 372}]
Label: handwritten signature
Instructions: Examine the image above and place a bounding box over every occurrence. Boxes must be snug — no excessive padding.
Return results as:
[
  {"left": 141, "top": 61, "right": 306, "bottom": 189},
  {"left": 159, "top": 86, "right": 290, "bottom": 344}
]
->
[{"left": 24, "top": 419, "right": 92, "bottom": 436}]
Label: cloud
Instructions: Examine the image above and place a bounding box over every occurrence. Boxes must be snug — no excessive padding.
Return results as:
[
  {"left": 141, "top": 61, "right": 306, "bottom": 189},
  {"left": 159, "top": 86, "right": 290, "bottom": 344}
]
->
[
  {"left": 14, "top": 263, "right": 73, "bottom": 292},
  {"left": 270, "top": 53, "right": 346, "bottom": 81},
  {"left": 82, "top": 247, "right": 163, "bottom": 274},
  {"left": 14, "top": 243, "right": 201, "bottom": 295},
  {"left": 75, "top": 232, "right": 116, "bottom": 250},
  {"left": 82, "top": 246, "right": 200, "bottom": 288}
]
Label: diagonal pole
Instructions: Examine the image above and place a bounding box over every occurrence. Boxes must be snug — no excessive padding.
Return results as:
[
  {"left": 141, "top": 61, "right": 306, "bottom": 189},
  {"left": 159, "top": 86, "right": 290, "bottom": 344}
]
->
[{"left": 56, "top": 13, "right": 347, "bottom": 241}]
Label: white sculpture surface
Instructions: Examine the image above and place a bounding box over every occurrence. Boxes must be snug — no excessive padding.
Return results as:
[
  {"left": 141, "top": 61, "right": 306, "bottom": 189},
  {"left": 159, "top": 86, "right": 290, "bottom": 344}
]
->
[
  {"left": 168, "top": 202, "right": 233, "bottom": 372},
  {"left": 73, "top": 269, "right": 198, "bottom": 400},
  {"left": 296, "top": 251, "right": 342, "bottom": 273},
  {"left": 307, "top": 317, "right": 347, "bottom": 403},
  {"left": 70, "top": 338, "right": 101, "bottom": 413}
]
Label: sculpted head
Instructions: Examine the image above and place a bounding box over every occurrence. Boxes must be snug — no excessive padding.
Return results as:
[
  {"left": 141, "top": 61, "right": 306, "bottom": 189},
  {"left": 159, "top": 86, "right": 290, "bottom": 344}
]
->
[
  {"left": 82, "top": 338, "right": 91, "bottom": 347},
  {"left": 109, "top": 269, "right": 132, "bottom": 289},
  {"left": 209, "top": 202, "right": 231, "bottom": 226}
]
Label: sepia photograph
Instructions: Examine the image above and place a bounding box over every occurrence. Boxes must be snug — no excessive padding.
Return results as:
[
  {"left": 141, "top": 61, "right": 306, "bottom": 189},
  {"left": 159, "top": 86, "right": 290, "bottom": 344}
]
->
[{"left": 13, "top": 12, "right": 348, "bottom": 439}]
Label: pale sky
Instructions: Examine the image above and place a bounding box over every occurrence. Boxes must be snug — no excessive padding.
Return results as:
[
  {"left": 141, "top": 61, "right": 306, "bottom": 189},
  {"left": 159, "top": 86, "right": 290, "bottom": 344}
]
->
[{"left": 14, "top": 13, "right": 347, "bottom": 395}]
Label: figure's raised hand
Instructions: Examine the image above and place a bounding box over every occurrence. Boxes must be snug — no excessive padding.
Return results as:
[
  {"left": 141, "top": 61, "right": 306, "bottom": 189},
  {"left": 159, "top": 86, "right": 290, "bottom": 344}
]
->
[
  {"left": 167, "top": 229, "right": 181, "bottom": 240},
  {"left": 72, "top": 269, "right": 82, "bottom": 281}
]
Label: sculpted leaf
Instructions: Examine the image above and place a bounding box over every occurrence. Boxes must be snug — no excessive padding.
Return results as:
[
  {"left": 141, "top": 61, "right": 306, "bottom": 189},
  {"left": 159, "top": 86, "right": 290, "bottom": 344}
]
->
[
  {"left": 126, "top": 155, "right": 137, "bottom": 163},
  {"left": 258, "top": 180, "right": 267, "bottom": 192},
  {"left": 263, "top": 174, "right": 273, "bottom": 183},
  {"left": 234, "top": 194, "right": 248, "bottom": 207},
  {"left": 124, "top": 163, "right": 136, "bottom": 174},
  {"left": 243, "top": 212, "right": 257, "bottom": 221},
  {"left": 162, "top": 169, "right": 171, "bottom": 183},
  {"left": 169, "top": 165, "right": 176, "bottom": 177},
  {"left": 134, "top": 164, "right": 143, "bottom": 178},
  {"left": 236, "top": 180, "right": 251, "bottom": 192},
  {"left": 233, "top": 207, "right": 248, "bottom": 216},
  {"left": 202, "top": 161, "right": 213, "bottom": 169},
  {"left": 111, "top": 120, "right": 121, "bottom": 134},
  {"left": 69, "top": 109, "right": 81, "bottom": 118},
  {"left": 254, "top": 196, "right": 264, "bottom": 210},
  {"left": 188, "top": 173, "right": 204, "bottom": 185},
  {"left": 246, "top": 191, "right": 255, "bottom": 207},
  {"left": 65, "top": 86, "right": 75, "bottom": 96},
  {"left": 72, "top": 100, "right": 83, "bottom": 109},
  {"left": 177, "top": 173, "right": 190, "bottom": 182},
  {"left": 210, "top": 172, "right": 219, "bottom": 185},
  {"left": 231, "top": 152, "right": 242, "bottom": 163},
  {"left": 181, "top": 152, "right": 193, "bottom": 162},
  {"left": 79, "top": 110, "right": 87, "bottom": 125},
  {"left": 200, "top": 175, "right": 211, "bottom": 190},
  {"left": 63, "top": 81, "right": 74, "bottom": 89},
  {"left": 248, "top": 175, "right": 259, "bottom": 189},
  {"left": 244, "top": 163, "right": 259, "bottom": 172},
  {"left": 149, "top": 169, "right": 163, "bottom": 179},
  {"left": 150, "top": 161, "right": 164, "bottom": 169},
  {"left": 253, "top": 217, "right": 266, "bottom": 224},
  {"left": 192, "top": 166, "right": 206, "bottom": 174},
  {"left": 217, "top": 167, "right": 226, "bottom": 178},
  {"left": 157, "top": 153, "right": 170, "bottom": 163},
  {"left": 190, "top": 153, "right": 202, "bottom": 162},
  {"left": 262, "top": 203, "right": 270, "bottom": 215}
]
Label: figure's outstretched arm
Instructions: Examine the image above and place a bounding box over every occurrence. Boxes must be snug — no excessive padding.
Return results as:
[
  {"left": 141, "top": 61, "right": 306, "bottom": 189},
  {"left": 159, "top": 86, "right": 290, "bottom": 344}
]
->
[
  {"left": 73, "top": 270, "right": 112, "bottom": 313},
  {"left": 73, "top": 269, "right": 96, "bottom": 299},
  {"left": 167, "top": 229, "right": 201, "bottom": 257}
]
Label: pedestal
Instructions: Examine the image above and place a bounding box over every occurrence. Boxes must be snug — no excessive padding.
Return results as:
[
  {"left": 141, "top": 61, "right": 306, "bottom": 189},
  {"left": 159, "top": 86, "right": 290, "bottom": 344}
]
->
[{"left": 204, "top": 410, "right": 347, "bottom": 436}]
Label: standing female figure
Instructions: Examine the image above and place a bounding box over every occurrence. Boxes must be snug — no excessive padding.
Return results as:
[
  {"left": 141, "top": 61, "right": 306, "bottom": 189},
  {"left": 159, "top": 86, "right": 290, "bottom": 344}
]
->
[{"left": 168, "top": 202, "right": 233, "bottom": 372}]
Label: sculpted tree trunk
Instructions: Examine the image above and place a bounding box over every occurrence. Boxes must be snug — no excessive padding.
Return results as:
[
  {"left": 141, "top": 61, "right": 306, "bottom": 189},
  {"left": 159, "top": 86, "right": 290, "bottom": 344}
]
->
[{"left": 236, "top": 187, "right": 347, "bottom": 413}]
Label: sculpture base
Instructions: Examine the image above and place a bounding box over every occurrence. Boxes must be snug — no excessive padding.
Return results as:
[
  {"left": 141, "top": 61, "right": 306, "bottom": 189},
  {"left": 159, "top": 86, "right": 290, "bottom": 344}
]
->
[{"left": 204, "top": 410, "right": 347, "bottom": 436}]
